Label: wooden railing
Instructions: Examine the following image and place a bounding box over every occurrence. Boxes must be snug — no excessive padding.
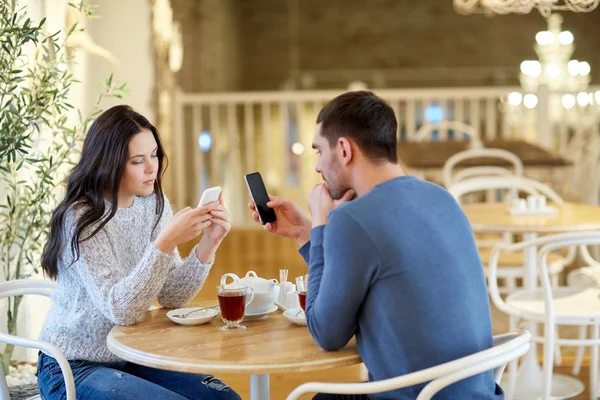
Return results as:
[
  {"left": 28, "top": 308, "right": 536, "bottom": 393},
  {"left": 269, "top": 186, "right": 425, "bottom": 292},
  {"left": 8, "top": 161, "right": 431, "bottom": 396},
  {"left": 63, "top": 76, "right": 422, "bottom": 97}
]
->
[{"left": 171, "top": 85, "right": 600, "bottom": 223}]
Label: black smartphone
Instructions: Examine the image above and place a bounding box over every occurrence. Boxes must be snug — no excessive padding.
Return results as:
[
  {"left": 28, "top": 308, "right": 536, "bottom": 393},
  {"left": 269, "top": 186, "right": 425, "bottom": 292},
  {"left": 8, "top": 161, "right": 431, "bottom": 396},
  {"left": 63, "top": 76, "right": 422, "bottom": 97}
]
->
[{"left": 244, "top": 172, "right": 277, "bottom": 224}]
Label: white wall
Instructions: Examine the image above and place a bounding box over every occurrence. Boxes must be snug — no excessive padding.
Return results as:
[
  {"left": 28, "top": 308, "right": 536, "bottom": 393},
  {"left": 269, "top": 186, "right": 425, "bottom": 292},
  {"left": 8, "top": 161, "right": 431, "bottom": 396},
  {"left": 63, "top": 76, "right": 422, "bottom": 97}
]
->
[
  {"left": 1, "top": 0, "right": 68, "bottom": 363},
  {"left": 1, "top": 0, "right": 154, "bottom": 363},
  {"left": 86, "top": 0, "right": 155, "bottom": 121}
]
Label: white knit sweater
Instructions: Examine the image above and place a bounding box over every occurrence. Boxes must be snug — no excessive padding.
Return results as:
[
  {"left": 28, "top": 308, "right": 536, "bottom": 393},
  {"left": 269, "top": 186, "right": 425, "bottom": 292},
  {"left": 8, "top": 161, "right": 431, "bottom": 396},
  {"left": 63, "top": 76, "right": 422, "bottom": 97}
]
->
[{"left": 39, "top": 193, "right": 213, "bottom": 362}]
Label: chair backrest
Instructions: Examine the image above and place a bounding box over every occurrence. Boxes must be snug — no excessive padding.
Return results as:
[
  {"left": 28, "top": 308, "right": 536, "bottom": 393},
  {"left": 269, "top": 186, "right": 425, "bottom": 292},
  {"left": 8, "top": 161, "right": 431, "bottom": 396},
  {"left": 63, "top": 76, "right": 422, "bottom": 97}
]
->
[
  {"left": 285, "top": 330, "right": 531, "bottom": 400},
  {"left": 442, "top": 148, "right": 524, "bottom": 188},
  {"left": 0, "top": 280, "right": 75, "bottom": 400},
  {"left": 448, "top": 176, "right": 564, "bottom": 205},
  {"left": 577, "top": 245, "right": 600, "bottom": 268},
  {"left": 566, "top": 245, "right": 600, "bottom": 287},
  {"left": 414, "top": 121, "right": 479, "bottom": 142}
]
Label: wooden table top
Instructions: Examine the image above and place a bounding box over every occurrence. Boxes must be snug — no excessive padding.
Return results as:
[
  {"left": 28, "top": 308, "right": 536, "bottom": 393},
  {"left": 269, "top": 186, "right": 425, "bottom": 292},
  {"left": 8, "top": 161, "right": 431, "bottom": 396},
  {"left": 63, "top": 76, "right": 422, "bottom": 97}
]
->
[
  {"left": 107, "top": 303, "right": 361, "bottom": 375},
  {"left": 462, "top": 202, "right": 600, "bottom": 233},
  {"left": 397, "top": 139, "right": 571, "bottom": 168}
]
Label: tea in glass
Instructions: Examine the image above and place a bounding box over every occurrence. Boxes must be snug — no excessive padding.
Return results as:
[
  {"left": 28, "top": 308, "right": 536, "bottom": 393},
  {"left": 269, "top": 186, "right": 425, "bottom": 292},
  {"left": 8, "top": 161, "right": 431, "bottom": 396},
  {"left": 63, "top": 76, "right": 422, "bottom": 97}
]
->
[
  {"left": 217, "top": 283, "right": 254, "bottom": 331},
  {"left": 296, "top": 275, "right": 308, "bottom": 313}
]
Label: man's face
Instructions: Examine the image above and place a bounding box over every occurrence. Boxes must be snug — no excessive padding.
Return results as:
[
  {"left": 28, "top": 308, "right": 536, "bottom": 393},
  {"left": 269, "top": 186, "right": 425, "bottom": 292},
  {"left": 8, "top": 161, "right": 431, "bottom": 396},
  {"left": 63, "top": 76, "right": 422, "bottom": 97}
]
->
[{"left": 312, "top": 124, "right": 351, "bottom": 200}]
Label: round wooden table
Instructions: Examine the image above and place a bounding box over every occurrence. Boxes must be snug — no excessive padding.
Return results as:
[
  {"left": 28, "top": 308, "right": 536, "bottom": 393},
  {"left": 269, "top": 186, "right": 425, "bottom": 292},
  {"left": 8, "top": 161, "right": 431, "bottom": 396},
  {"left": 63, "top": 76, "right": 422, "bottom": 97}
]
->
[
  {"left": 107, "top": 304, "right": 361, "bottom": 400},
  {"left": 463, "top": 202, "right": 600, "bottom": 234},
  {"left": 462, "top": 202, "right": 600, "bottom": 400}
]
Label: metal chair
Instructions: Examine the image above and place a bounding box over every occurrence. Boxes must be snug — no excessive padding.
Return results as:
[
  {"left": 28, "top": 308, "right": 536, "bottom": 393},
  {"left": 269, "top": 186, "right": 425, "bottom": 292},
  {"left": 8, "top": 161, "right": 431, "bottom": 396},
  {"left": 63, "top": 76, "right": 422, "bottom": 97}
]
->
[
  {"left": 0, "top": 280, "right": 75, "bottom": 400},
  {"left": 442, "top": 148, "right": 523, "bottom": 188},
  {"left": 286, "top": 331, "right": 531, "bottom": 400},
  {"left": 449, "top": 176, "right": 571, "bottom": 295},
  {"left": 488, "top": 231, "right": 600, "bottom": 399}
]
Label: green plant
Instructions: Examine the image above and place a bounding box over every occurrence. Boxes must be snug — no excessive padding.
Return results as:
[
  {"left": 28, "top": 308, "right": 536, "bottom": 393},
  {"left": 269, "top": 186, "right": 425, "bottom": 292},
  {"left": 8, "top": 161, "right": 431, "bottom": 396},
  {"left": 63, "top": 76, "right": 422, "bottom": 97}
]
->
[{"left": 0, "top": 0, "right": 127, "bottom": 374}]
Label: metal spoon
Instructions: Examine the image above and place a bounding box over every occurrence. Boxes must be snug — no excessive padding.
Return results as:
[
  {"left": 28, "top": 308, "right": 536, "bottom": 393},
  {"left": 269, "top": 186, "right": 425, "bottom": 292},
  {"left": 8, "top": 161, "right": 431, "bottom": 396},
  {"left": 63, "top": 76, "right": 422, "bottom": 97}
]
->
[{"left": 172, "top": 305, "right": 220, "bottom": 319}]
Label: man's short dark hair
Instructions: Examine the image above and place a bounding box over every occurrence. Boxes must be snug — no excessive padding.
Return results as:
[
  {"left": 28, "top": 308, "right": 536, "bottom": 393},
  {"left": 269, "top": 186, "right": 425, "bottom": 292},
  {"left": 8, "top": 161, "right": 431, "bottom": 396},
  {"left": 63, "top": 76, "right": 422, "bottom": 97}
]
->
[{"left": 316, "top": 91, "right": 398, "bottom": 163}]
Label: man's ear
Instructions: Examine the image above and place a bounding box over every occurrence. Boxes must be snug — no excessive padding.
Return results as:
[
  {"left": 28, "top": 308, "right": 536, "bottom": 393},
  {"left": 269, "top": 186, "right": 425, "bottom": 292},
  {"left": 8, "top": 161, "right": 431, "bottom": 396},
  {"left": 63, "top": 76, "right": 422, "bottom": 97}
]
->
[{"left": 338, "top": 137, "right": 353, "bottom": 166}]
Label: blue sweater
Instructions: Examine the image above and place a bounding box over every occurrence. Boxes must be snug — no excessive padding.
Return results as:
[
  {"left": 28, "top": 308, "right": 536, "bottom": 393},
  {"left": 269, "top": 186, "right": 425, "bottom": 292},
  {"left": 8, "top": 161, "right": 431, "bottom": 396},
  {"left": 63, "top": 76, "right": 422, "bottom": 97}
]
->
[{"left": 299, "top": 176, "right": 503, "bottom": 399}]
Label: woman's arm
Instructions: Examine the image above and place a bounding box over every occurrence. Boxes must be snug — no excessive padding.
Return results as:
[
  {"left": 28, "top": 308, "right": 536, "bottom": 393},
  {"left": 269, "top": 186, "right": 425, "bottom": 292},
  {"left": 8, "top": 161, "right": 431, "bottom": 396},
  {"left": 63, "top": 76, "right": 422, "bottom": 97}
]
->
[
  {"left": 71, "top": 226, "right": 174, "bottom": 326},
  {"left": 153, "top": 195, "right": 223, "bottom": 309}
]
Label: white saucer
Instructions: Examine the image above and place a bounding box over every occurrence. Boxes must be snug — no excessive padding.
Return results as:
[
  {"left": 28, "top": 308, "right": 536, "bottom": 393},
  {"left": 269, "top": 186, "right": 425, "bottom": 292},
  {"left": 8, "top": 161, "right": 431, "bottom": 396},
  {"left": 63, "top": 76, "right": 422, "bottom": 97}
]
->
[
  {"left": 167, "top": 307, "right": 218, "bottom": 326},
  {"left": 244, "top": 305, "right": 278, "bottom": 321},
  {"left": 283, "top": 308, "right": 307, "bottom": 326}
]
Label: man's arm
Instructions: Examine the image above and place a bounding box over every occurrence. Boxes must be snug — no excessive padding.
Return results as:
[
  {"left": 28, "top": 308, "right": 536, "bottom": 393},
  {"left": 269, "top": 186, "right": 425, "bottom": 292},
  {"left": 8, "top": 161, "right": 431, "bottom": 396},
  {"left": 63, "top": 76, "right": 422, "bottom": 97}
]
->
[
  {"left": 305, "top": 209, "right": 380, "bottom": 351},
  {"left": 298, "top": 240, "right": 311, "bottom": 264}
]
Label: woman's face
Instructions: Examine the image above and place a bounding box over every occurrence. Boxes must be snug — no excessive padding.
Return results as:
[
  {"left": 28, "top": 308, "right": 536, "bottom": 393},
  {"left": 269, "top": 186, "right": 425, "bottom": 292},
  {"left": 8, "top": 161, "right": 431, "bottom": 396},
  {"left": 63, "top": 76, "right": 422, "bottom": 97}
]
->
[{"left": 119, "top": 128, "right": 159, "bottom": 202}]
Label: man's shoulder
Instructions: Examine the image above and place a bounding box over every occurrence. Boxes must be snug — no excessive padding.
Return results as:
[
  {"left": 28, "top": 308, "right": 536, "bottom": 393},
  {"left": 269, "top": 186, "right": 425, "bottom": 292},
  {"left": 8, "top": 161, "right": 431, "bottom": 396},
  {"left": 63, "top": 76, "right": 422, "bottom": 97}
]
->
[
  {"left": 330, "top": 178, "right": 461, "bottom": 232},
  {"left": 335, "top": 177, "right": 451, "bottom": 211}
]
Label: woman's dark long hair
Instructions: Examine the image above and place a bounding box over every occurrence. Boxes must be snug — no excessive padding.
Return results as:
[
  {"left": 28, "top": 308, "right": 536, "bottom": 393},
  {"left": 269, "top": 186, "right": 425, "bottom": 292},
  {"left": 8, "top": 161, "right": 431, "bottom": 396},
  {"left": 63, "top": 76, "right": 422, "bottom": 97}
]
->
[{"left": 41, "top": 105, "right": 168, "bottom": 279}]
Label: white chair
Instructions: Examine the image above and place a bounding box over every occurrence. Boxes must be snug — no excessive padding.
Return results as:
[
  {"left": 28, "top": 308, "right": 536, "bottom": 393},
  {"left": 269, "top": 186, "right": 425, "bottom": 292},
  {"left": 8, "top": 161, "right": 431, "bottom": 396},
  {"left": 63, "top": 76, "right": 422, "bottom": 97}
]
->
[
  {"left": 285, "top": 331, "right": 531, "bottom": 400},
  {"left": 567, "top": 247, "right": 600, "bottom": 289},
  {"left": 448, "top": 175, "right": 564, "bottom": 206},
  {"left": 488, "top": 231, "right": 600, "bottom": 400},
  {"left": 0, "top": 280, "right": 75, "bottom": 400},
  {"left": 566, "top": 247, "right": 600, "bottom": 376},
  {"left": 449, "top": 176, "right": 572, "bottom": 295},
  {"left": 414, "top": 120, "right": 480, "bottom": 143},
  {"left": 443, "top": 149, "right": 524, "bottom": 239},
  {"left": 442, "top": 148, "right": 524, "bottom": 188},
  {"left": 450, "top": 176, "right": 573, "bottom": 369}
]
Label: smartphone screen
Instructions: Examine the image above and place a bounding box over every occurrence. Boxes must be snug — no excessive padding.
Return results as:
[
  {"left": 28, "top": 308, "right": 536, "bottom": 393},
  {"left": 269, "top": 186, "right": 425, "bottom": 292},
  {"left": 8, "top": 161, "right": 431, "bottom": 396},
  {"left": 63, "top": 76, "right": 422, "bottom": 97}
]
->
[{"left": 245, "top": 172, "right": 277, "bottom": 224}]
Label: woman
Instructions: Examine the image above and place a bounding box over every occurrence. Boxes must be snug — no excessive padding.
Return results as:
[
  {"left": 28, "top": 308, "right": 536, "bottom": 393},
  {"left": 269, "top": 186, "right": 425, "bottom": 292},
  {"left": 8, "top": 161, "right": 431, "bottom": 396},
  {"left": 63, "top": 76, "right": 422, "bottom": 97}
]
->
[{"left": 37, "top": 105, "right": 240, "bottom": 400}]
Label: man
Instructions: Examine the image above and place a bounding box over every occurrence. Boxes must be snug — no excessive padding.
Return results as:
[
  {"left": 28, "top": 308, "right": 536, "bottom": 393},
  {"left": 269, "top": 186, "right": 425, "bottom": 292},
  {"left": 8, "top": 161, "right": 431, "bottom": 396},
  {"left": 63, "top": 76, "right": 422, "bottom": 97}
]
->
[{"left": 249, "top": 91, "right": 502, "bottom": 399}]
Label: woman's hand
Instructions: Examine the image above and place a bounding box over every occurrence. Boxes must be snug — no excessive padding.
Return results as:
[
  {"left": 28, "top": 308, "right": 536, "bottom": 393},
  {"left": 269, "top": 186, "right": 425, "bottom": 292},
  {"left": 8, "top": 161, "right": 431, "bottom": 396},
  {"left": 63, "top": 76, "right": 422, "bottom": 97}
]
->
[
  {"left": 155, "top": 204, "right": 215, "bottom": 254},
  {"left": 204, "top": 194, "right": 231, "bottom": 244},
  {"left": 196, "top": 192, "right": 231, "bottom": 263}
]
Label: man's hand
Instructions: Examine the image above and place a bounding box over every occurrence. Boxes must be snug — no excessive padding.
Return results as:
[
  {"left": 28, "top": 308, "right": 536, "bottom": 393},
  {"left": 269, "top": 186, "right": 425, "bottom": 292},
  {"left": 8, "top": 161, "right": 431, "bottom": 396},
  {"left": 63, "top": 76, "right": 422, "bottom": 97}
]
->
[
  {"left": 248, "top": 195, "right": 312, "bottom": 247},
  {"left": 308, "top": 184, "right": 356, "bottom": 228}
]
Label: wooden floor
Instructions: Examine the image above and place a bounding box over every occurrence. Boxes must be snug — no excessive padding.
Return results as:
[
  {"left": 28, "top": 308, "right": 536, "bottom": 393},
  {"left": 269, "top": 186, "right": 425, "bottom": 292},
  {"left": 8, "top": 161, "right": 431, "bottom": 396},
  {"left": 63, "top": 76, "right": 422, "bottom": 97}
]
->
[{"left": 178, "top": 232, "right": 595, "bottom": 399}]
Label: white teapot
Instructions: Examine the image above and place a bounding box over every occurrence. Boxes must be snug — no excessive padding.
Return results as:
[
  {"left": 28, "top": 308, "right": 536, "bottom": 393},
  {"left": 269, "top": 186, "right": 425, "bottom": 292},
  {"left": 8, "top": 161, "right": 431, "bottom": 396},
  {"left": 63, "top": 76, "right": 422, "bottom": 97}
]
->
[{"left": 220, "top": 271, "right": 280, "bottom": 314}]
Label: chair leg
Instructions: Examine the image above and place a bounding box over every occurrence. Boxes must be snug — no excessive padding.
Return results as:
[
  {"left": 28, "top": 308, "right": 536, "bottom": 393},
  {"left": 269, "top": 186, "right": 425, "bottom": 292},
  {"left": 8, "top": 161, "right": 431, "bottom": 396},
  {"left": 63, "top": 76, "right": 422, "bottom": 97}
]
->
[
  {"left": 573, "top": 325, "right": 588, "bottom": 376},
  {"left": 543, "top": 321, "right": 556, "bottom": 400},
  {"left": 551, "top": 273, "right": 559, "bottom": 288},
  {"left": 504, "top": 277, "right": 517, "bottom": 294},
  {"left": 359, "top": 363, "right": 369, "bottom": 382},
  {"left": 590, "top": 324, "right": 599, "bottom": 400},
  {"left": 555, "top": 325, "right": 562, "bottom": 367},
  {"left": 0, "top": 358, "right": 10, "bottom": 400},
  {"left": 506, "top": 315, "right": 519, "bottom": 400}
]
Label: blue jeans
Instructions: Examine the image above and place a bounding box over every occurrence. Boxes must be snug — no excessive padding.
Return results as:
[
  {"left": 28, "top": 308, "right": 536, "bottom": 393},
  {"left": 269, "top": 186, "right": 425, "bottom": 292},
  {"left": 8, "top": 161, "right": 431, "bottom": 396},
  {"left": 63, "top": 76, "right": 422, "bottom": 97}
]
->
[{"left": 37, "top": 352, "right": 242, "bottom": 400}]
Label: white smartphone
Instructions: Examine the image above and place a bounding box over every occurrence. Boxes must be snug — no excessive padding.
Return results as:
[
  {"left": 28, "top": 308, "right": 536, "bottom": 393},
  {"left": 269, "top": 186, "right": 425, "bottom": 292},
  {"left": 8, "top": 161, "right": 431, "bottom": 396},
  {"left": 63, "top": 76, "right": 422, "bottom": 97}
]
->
[{"left": 198, "top": 186, "right": 222, "bottom": 207}]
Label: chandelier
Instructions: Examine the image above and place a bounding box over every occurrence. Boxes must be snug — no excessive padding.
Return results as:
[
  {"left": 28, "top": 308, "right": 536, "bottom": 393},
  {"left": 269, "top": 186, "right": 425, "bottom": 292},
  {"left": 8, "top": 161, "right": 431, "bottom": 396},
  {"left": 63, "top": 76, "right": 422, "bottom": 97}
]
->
[
  {"left": 519, "top": 14, "right": 591, "bottom": 100},
  {"left": 453, "top": 0, "right": 599, "bottom": 17},
  {"left": 504, "top": 13, "right": 599, "bottom": 130}
]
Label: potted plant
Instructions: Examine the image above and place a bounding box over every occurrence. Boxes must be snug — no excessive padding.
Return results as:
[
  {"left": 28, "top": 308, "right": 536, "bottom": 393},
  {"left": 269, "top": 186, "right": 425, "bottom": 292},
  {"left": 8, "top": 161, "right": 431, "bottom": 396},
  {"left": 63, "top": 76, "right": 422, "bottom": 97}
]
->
[{"left": 0, "top": 0, "right": 127, "bottom": 374}]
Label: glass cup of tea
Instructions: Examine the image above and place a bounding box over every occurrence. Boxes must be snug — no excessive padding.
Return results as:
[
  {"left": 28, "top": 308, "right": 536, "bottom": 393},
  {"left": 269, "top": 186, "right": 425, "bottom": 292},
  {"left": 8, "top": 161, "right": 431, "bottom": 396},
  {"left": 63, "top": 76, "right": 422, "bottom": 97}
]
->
[
  {"left": 217, "top": 283, "right": 254, "bottom": 331},
  {"left": 296, "top": 275, "right": 308, "bottom": 315}
]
